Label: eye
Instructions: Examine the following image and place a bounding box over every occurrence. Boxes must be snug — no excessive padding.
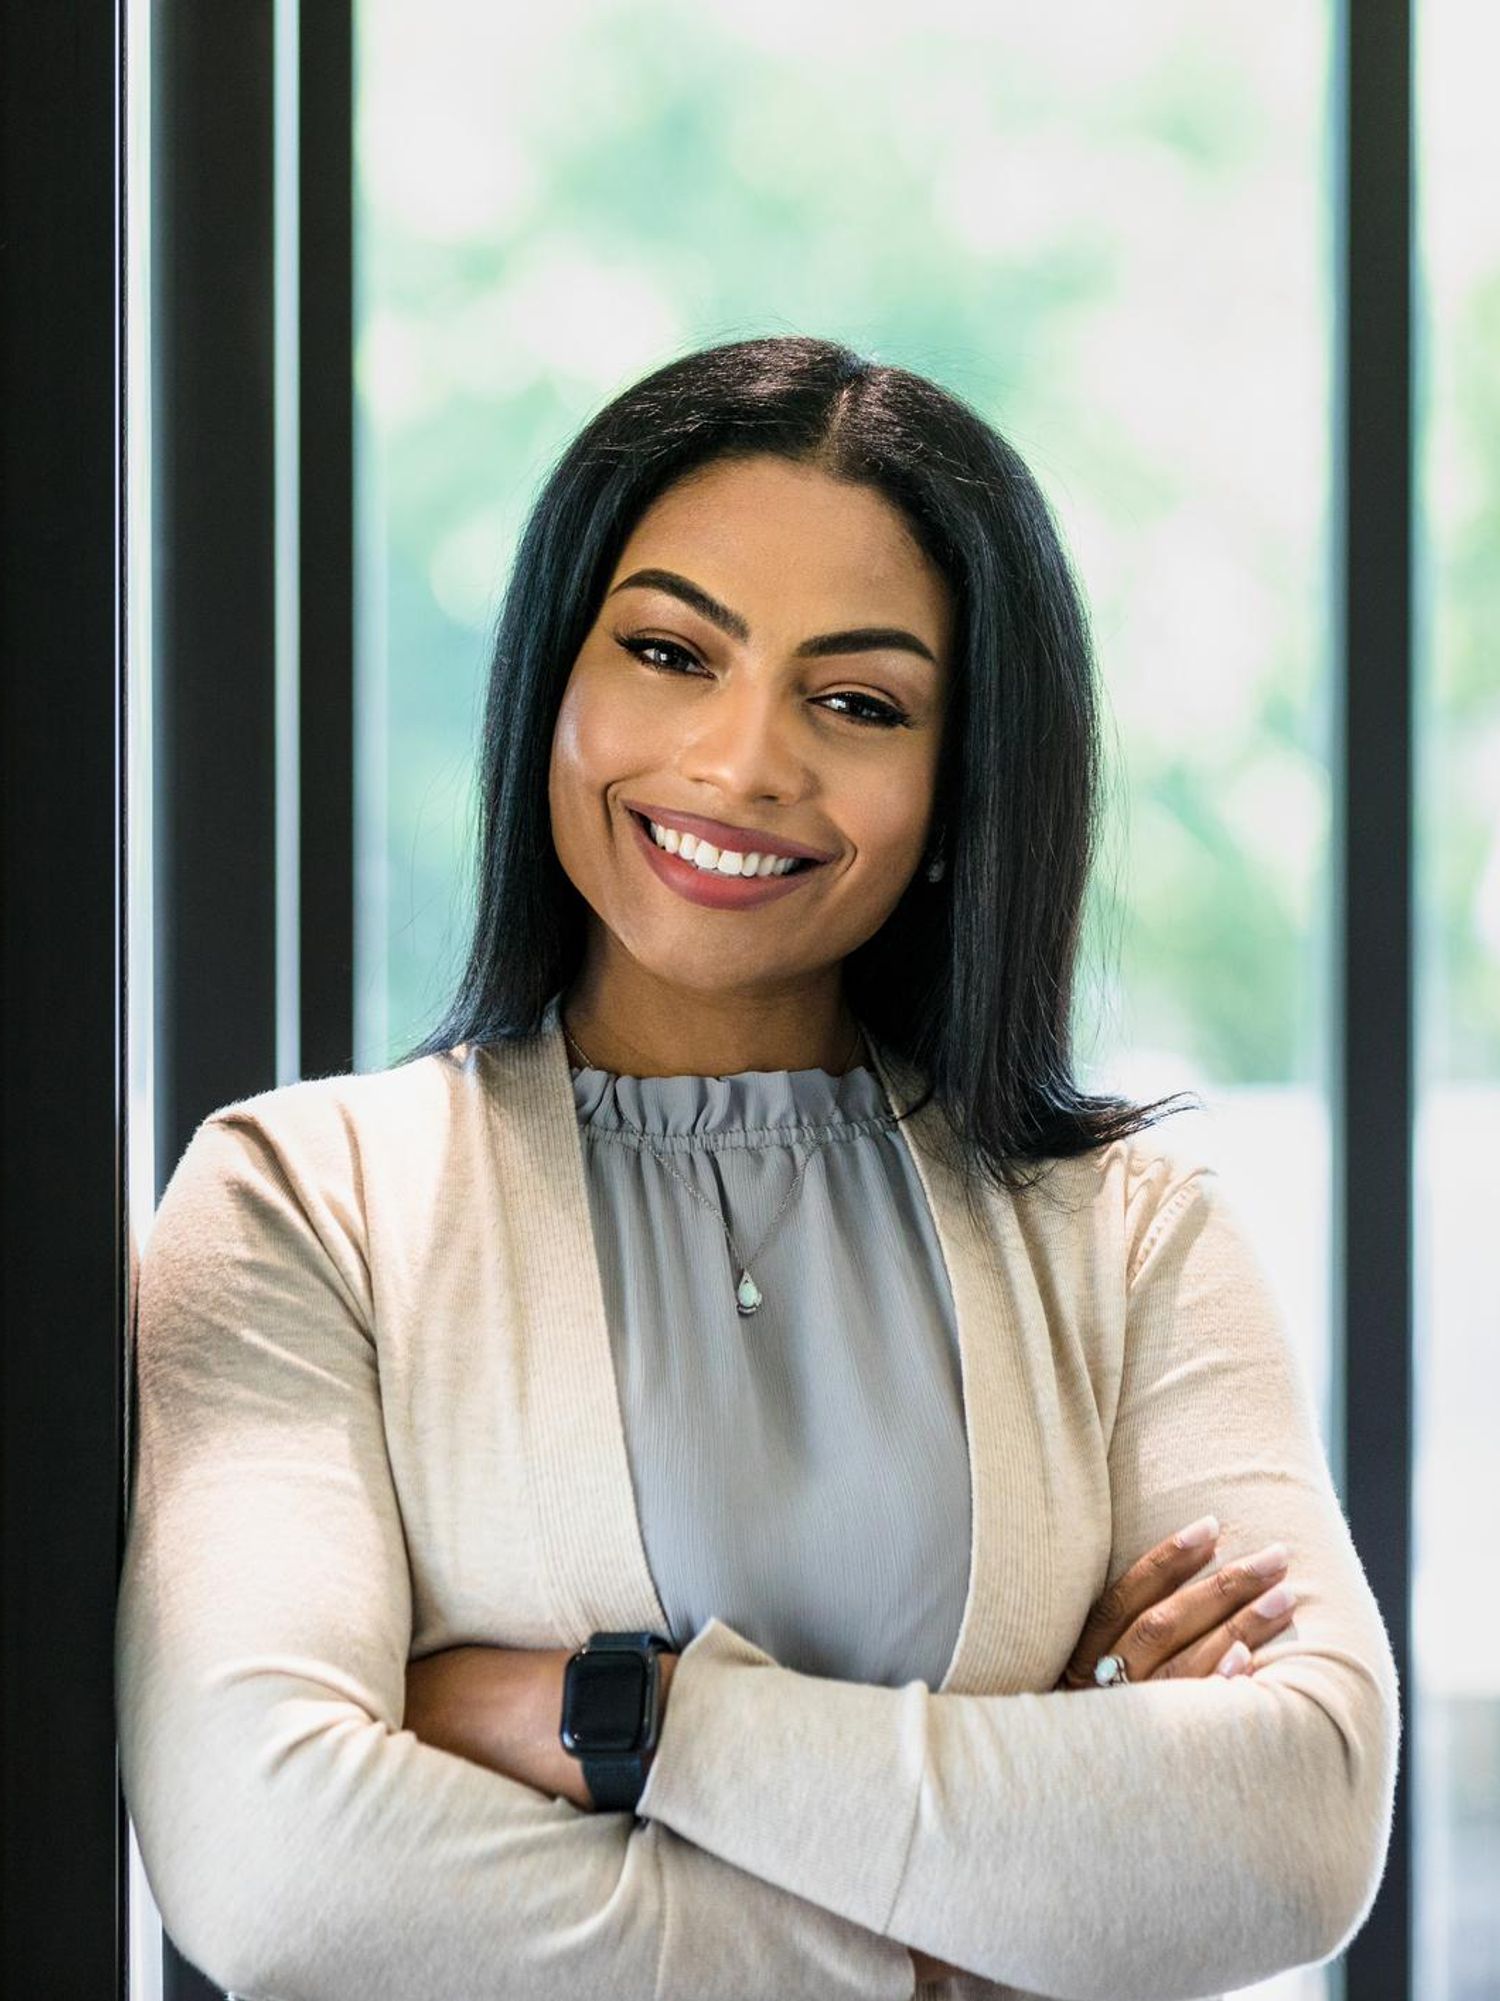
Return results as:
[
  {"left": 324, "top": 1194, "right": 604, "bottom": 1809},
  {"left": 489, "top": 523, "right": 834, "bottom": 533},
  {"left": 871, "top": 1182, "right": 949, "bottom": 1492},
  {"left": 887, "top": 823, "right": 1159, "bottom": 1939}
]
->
[
  {"left": 617, "top": 634, "right": 704, "bottom": 676},
  {"left": 615, "top": 633, "right": 911, "bottom": 730},
  {"left": 817, "top": 691, "right": 910, "bottom": 730}
]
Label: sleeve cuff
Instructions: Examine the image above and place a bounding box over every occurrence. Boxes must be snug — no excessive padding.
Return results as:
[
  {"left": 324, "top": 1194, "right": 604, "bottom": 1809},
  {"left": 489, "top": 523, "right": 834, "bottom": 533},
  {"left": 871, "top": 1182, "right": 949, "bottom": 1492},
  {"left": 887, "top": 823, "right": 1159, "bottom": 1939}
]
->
[{"left": 637, "top": 1615, "right": 930, "bottom": 1940}]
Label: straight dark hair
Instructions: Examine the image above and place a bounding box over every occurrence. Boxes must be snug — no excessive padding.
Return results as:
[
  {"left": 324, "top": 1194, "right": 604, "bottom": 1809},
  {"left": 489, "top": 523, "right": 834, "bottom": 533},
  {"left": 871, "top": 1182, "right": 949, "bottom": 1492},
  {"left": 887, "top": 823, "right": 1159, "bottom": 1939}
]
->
[{"left": 397, "top": 333, "right": 1200, "bottom": 1200}]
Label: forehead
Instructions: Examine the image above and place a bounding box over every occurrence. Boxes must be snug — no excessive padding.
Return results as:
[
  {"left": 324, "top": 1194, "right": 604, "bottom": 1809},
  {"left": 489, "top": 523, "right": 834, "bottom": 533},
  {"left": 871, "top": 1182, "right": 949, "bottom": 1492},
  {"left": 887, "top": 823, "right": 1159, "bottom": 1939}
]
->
[{"left": 611, "top": 456, "right": 952, "bottom": 645}]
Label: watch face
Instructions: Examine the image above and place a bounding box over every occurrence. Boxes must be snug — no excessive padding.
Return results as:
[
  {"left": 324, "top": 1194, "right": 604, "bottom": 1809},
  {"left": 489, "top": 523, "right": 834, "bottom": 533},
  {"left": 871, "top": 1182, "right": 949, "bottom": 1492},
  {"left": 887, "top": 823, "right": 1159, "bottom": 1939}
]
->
[{"left": 561, "top": 1650, "right": 650, "bottom": 1754}]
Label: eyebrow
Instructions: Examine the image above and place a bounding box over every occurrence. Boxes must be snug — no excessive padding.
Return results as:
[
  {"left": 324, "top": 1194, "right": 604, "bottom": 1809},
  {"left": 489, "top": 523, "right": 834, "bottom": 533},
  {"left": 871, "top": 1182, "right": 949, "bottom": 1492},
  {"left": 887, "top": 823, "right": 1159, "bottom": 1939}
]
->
[{"left": 606, "top": 566, "right": 939, "bottom": 667}]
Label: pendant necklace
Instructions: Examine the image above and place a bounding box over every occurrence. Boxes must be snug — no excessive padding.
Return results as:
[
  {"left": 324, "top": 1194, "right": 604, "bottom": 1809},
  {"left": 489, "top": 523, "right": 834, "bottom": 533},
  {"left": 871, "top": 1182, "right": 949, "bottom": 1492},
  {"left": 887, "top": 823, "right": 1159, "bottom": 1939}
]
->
[{"left": 561, "top": 1011, "right": 866, "bottom": 1318}]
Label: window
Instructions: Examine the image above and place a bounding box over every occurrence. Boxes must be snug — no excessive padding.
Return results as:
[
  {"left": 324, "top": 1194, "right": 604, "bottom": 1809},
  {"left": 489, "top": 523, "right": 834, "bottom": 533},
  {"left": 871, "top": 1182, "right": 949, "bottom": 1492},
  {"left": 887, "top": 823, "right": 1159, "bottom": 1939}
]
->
[
  {"left": 1413, "top": 4, "right": 1500, "bottom": 1994},
  {"left": 83, "top": 5, "right": 1471, "bottom": 1997}
]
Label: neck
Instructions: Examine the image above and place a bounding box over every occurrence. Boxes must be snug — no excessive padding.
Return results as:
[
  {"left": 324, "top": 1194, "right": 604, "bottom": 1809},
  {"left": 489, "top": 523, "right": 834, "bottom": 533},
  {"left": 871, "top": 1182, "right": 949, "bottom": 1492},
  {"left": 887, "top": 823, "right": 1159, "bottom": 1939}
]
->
[{"left": 559, "top": 961, "right": 864, "bottom": 1079}]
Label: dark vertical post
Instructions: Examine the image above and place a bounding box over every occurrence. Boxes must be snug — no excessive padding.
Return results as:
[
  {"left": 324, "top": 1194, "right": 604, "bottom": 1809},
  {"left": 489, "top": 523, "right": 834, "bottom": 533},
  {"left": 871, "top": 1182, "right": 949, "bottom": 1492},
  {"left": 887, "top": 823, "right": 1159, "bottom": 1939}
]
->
[
  {"left": 0, "top": 1, "right": 128, "bottom": 1995},
  {"left": 299, "top": 1, "right": 356, "bottom": 1078},
  {"left": 152, "top": 0, "right": 279, "bottom": 1172},
  {"left": 1332, "top": 2, "right": 1414, "bottom": 1996},
  {"left": 151, "top": 3, "right": 277, "bottom": 1996}
]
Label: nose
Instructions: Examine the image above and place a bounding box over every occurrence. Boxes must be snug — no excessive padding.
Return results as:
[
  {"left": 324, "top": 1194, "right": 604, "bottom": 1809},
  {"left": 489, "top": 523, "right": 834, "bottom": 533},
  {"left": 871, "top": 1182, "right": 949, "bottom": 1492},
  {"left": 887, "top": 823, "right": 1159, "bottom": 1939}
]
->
[{"left": 672, "top": 674, "right": 812, "bottom": 808}]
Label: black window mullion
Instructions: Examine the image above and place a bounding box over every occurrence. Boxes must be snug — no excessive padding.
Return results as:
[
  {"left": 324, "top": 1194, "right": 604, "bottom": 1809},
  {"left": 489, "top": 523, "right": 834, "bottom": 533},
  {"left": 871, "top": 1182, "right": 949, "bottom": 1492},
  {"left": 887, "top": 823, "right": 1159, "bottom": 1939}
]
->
[
  {"left": 152, "top": 3, "right": 278, "bottom": 1996},
  {"left": 1332, "top": 3, "right": 1414, "bottom": 1997},
  {"left": 298, "top": 0, "right": 355, "bottom": 1080},
  {"left": 152, "top": 0, "right": 279, "bottom": 1174},
  {"left": 0, "top": 1, "right": 129, "bottom": 1994}
]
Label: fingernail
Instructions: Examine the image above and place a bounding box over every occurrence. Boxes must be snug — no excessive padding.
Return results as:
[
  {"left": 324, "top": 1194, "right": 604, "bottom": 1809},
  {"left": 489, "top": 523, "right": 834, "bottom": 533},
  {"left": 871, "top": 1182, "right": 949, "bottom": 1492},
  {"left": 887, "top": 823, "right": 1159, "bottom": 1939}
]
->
[
  {"left": 1174, "top": 1514, "right": 1219, "bottom": 1549},
  {"left": 1250, "top": 1581, "right": 1296, "bottom": 1618},
  {"left": 1245, "top": 1542, "right": 1289, "bottom": 1576},
  {"left": 1217, "top": 1641, "right": 1250, "bottom": 1676}
]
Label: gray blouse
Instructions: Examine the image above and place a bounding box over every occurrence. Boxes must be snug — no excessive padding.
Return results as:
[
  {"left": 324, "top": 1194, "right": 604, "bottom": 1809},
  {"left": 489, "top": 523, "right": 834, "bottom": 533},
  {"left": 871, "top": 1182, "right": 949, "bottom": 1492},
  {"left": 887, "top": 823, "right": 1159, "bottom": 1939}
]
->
[{"left": 550, "top": 994, "right": 971, "bottom": 1693}]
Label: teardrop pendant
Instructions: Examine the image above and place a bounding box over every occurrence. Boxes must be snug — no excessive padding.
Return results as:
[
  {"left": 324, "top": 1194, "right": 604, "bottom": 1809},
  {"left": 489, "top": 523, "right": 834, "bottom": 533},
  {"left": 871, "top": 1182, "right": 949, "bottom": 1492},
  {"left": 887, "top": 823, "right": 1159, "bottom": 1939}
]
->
[{"left": 735, "top": 1269, "right": 763, "bottom": 1317}]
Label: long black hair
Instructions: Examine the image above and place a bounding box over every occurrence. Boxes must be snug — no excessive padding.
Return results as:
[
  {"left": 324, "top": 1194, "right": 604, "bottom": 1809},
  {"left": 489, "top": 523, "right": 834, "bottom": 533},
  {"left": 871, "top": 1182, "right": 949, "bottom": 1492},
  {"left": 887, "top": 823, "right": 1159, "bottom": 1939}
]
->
[{"left": 396, "top": 333, "right": 1201, "bottom": 1198}]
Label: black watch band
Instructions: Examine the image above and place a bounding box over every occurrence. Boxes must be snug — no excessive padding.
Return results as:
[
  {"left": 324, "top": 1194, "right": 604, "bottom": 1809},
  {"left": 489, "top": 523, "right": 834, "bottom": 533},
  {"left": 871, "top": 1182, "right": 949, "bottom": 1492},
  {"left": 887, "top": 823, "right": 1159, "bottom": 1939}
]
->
[{"left": 559, "top": 1629, "right": 672, "bottom": 1814}]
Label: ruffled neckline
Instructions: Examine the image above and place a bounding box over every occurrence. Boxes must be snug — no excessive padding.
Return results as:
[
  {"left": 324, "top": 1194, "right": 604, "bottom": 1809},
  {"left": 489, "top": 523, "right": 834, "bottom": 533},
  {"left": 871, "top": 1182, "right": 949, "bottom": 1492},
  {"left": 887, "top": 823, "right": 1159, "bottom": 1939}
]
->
[
  {"left": 544, "top": 992, "right": 892, "bottom": 1139},
  {"left": 569, "top": 1058, "right": 891, "bottom": 1139}
]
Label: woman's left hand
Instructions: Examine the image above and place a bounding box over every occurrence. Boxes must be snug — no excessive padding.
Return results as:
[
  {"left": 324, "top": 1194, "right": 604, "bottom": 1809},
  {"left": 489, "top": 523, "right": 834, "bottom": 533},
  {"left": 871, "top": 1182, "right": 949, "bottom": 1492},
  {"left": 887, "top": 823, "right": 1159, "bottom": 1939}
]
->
[{"left": 1056, "top": 1518, "right": 1294, "bottom": 1690}]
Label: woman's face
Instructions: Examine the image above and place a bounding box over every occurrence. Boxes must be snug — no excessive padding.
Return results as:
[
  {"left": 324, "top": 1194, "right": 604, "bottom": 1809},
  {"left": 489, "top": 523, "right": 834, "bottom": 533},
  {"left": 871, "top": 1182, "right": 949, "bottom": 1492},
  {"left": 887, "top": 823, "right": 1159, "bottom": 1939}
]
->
[{"left": 548, "top": 452, "right": 952, "bottom": 1009}]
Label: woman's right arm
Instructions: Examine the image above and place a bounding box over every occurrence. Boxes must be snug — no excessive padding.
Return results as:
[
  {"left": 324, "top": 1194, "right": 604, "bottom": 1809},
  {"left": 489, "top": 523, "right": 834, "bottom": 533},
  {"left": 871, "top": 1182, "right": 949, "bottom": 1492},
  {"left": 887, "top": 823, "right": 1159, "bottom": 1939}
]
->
[{"left": 115, "top": 1112, "right": 916, "bottom": 2001}]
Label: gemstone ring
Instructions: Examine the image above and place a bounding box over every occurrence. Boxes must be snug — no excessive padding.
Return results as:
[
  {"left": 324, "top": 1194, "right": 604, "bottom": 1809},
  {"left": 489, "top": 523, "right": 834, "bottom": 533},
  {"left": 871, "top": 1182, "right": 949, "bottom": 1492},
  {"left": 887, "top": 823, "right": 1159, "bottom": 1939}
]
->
[{"left": 1093, "top": 1652, "right": 1130, "bottom": 1687}]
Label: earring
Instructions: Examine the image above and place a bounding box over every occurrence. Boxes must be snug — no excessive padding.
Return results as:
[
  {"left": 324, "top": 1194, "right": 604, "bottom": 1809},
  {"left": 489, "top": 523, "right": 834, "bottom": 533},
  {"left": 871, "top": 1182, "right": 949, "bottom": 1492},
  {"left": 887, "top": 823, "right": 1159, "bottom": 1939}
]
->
[{"left": 924, "top": 847, "right": 946, "bottom": 883}]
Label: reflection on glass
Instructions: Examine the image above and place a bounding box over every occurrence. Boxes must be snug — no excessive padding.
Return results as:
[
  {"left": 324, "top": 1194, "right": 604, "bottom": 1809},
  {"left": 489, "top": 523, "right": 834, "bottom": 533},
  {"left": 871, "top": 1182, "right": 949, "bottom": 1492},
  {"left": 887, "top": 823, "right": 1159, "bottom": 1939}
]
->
[
  {"left": 126, "top": 0, "right": 166, "bottom": 1991},
  {"left": 1414, "top": 5, "right": 1500, "bottom": 1996}
]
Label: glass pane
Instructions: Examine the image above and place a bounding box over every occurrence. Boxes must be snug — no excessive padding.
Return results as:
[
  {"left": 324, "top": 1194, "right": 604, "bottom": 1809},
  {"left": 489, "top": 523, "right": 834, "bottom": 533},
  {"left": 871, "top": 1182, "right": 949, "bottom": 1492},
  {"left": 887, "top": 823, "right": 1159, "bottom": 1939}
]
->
[
  {"left": 1414, "top": 3, "right": 1500, "bottom": 1995},
  {"left": 125, "top": 0, "right": 165, "bottom": 1990},
  {"left": 353, "top": 8, "right": 1336, "bottom": 1995}
]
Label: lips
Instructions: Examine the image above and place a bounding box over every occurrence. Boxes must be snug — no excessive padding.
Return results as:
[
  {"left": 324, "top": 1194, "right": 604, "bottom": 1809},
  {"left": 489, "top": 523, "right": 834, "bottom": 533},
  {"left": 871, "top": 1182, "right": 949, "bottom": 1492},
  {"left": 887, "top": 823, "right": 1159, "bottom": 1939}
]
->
[
  {"left": 621, "top": 798, "right": 836, "bottom": 864},
  {"left": 625, "top": 805, "right": 827, "bottom": 910}
]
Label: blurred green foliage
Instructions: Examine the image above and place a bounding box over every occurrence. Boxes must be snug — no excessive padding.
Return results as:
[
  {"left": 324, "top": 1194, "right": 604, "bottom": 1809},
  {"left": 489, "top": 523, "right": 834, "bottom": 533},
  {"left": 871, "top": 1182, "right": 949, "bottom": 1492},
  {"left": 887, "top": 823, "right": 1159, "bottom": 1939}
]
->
[{"left": 352, "top": 0, "right": 1496, "bottom": 1094}]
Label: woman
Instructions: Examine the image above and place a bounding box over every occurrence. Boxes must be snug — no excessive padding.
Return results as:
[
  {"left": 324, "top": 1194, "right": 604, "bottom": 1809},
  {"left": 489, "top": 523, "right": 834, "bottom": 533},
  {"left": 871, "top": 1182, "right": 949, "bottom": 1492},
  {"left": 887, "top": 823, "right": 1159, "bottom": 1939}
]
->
[{"left": 115, "top": 335, "right": 1399, "bottom": 1999}]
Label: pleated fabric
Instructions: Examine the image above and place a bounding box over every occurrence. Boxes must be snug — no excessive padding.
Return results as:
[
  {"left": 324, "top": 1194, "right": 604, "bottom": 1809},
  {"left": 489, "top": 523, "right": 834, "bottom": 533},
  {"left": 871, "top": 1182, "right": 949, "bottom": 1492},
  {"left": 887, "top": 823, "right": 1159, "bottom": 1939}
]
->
[{"left": 550, "top": 991, "right": 971, "bottom": 1692}]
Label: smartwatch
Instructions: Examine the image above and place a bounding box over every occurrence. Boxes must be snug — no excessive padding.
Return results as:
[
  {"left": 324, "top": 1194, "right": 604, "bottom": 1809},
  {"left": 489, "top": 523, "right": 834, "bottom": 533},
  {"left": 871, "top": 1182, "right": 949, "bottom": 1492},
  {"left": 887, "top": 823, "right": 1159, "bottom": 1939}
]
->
[{"left": 559, "top": 1629, "right": 673, "bottom": 1814}]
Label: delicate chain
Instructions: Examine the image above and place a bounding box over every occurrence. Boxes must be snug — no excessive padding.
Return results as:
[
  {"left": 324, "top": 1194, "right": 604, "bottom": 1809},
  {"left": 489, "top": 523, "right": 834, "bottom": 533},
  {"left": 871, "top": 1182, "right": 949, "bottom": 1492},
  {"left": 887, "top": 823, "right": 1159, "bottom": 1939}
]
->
[{"left": 561, "top": 1010, "right": 866, "bottom": 1317}]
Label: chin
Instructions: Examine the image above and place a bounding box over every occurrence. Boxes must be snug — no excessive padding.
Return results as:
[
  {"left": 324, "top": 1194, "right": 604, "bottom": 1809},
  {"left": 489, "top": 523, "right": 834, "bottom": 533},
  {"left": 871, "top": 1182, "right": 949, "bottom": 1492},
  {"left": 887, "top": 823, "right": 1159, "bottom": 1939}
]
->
[
  {"left": 631, "top": 907, "right": 823, "bottom": 972},
  {"left": 636, "top": 942, "right": 818, "bottom": 991}
]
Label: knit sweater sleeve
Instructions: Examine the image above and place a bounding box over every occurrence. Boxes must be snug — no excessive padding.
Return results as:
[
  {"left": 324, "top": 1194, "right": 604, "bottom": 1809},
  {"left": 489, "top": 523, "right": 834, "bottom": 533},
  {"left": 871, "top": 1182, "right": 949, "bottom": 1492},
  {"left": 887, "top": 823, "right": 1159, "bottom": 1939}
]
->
[
  {"left": 114, "top": 1113, "right": 916, "bottom": 2001},
  {"left": 634, "top": 1155, "right": 1402, "bottom": 2001}
]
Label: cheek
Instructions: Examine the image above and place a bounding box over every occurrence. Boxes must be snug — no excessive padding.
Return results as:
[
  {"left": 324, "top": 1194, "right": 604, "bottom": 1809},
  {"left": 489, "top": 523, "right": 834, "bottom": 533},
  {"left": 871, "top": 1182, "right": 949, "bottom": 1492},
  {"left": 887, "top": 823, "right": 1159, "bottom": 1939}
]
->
[
  {"left": 547, "top": 694, "right": 599, "bottom": 873},
  {"left": 550, "top": 675, "right": 649, "bottom": 802},
  {"left": 839, "top": 753, "right": 935, "bottom": 872},
  {"left": 548, "top": 674, "right": 657, "bottom": 891}
]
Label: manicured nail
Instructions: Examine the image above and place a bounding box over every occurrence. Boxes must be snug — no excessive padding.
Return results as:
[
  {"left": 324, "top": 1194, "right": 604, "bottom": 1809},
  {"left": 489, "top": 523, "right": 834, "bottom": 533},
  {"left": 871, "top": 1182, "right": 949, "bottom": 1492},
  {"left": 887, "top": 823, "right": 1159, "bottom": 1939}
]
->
[
  {"left": 1250, "top": 1581, "right": 1296, "bottom": 1618},
  {"left": 1174, "top": 1514, "right": 1219, "bottom": 1549},
  {"left": 1245, "top": 1542, "right": 1289, "bottom": 1576},
  {"left": 1217, "top": 1641, "right": 1251, "bottom": 1676}
]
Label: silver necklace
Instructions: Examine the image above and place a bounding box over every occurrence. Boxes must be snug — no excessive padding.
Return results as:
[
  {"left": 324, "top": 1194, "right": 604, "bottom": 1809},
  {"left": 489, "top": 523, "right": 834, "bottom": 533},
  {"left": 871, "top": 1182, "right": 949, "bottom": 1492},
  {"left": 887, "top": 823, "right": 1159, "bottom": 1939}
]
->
[{"left": 562, "top": 1011, "right": 866, "bottom": 1319}]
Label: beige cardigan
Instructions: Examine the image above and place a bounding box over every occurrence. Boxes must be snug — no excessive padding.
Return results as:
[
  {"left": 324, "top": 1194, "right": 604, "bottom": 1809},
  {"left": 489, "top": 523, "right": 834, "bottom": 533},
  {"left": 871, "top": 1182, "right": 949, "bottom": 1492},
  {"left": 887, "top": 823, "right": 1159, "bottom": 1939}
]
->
[{"left": 115, "top": 1012, "right": 1400, "bottom": 2001}]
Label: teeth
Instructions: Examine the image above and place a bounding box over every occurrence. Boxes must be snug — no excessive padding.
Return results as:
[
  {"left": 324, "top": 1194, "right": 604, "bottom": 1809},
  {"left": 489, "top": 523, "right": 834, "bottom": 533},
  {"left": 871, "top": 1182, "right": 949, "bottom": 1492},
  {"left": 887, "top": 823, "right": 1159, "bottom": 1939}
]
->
[{"left": 647, "top": 818, "right": 804, "bottom": 877}]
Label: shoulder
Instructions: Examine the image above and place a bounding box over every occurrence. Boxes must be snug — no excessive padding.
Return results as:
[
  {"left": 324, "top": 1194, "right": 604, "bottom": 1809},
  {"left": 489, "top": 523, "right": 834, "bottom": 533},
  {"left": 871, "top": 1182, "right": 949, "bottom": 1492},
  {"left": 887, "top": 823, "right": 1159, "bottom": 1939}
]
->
[
  {"left": 1007, "top": 1127, "right": 1221, "bottom": 1290},
  {"left": 156, "top": 1042, "right": 506, "bottom": 1233},
  {"left": 196, "top": 1043, "right": 475, "bottom": 1153},
  {"left": 200, "top": 1041, "right": 485, "bottom": 1139},
  {"left": 1116, "top": 1133, "right": 1222, "bottom": 1285}
]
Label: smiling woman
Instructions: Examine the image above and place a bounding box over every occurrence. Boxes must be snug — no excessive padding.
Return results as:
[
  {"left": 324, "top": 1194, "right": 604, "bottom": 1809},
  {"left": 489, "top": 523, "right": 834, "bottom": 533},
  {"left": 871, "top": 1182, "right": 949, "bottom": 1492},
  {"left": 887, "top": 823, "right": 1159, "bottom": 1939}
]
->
[
  {"left": 542, "top": 452, "right": 955, "bottom": 1076},
  {"left": 401, "top": 333, "right": 1199, "bottom": 1186},
  {"left": 116, "top": 335, "right": 1396, "bottom": 2001}
]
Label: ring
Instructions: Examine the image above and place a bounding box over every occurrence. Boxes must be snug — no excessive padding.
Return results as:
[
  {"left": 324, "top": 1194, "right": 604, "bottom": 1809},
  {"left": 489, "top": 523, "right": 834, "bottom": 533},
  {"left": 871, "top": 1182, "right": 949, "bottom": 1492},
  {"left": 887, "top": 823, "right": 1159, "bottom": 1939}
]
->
[{"left": 1093, "top": 1652, "right": 1130, "bottom": 1687}]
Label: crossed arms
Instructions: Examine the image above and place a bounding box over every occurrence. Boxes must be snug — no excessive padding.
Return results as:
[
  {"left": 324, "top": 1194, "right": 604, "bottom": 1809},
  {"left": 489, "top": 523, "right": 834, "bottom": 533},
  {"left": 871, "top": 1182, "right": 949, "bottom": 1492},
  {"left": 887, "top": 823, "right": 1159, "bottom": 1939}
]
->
[{"left": 115, "top": 1115, "right": 1399, "bottom": 1999}]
